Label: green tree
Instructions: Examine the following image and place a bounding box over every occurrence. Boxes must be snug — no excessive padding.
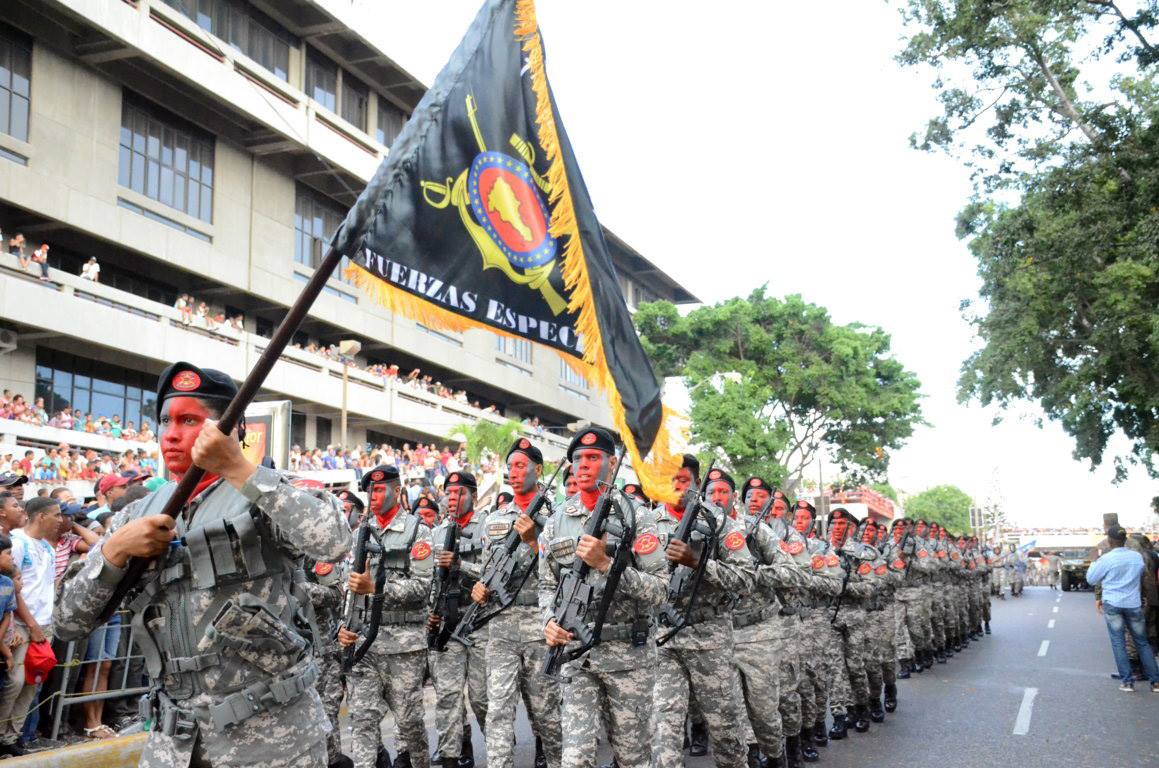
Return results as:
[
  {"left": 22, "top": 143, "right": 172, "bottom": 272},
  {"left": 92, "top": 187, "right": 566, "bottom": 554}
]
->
[
  {"left": 635, "top": 289, "right": 924, "bottom": 485},
  {"left": 447, "top": 419, "right": 523, "bottom": 466},
  {"left": 897, "top": 1, "right": 1159, "bottom": 480},
  {"left": 904, "top": 484, "right": 975, "bottom": 533},
  {"left": 871, "top": 482, "right": 900, "bottom": 503}
]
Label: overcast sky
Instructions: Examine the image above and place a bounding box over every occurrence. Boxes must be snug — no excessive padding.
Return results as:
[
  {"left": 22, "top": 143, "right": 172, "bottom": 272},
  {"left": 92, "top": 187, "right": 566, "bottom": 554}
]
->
[{"left": 371, "top": 0, "right": 1156, "bottom": 527}]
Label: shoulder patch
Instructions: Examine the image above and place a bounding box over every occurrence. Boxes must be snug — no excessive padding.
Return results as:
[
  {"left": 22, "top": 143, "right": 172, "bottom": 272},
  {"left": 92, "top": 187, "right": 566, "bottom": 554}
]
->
[
  {"left": 950, "top": 551, "right": 961, "bottom": 560},
  {"left": 891, "top": 558, "right": 906, "bottom": 571},
  {"left": 918, "top": 549, "right": 929, "bottom": 559},
  {"left": 314, "top": 562, "right": 334, "bottom": 576},
  {"left": 723, "top": 530, "right": 746, "bottom": 551},
  {"left": 936, "top": 550, "right": 947, "bottom": 559},
  {"left": 857, "top": 562, "right": 872, "bottom": 576},
  {"left": 633, "top": 532, "right": 660, "bottom": 555},
  {"left": 786, "top": 540, "right": 804, "bottom": 556},
  {"left": 825, "top": 554, "right": 840, "bottom": 568},
  {"left": 778, "top": 540, "right": 793, "bottom": 554},
  {"left": 811, "top": 554, "right": 826, "bottom": 571},
  {"left": 874, "top": 564, "right": 888, "bottom": 576},
  {"left": 411, "top": 541, "right": 432, "bottom": 561}
]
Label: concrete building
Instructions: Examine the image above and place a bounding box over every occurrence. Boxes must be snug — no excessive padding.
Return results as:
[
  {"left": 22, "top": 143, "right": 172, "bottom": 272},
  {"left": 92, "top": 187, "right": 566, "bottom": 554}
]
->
[{"left": 0, "top": 0, "right": 694, "bottom": 463}]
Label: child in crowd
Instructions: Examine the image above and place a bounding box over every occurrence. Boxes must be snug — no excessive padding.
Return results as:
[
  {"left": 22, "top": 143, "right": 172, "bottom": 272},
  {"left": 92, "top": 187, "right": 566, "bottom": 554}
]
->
[{"left": 0, "top": 536, "right": 16, "bottom": 676}]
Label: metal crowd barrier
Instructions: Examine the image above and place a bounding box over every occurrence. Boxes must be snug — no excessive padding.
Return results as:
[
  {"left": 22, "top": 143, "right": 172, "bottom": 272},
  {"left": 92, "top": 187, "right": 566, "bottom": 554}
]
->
[{"left": 48, "top": 610, "right": 148, "bottom": 742}]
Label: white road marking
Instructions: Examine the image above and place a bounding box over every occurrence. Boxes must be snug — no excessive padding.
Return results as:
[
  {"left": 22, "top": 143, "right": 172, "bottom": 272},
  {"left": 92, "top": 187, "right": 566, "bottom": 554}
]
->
[
  {"left": 1052, "top": 606, "right": 1059, "bottom": 613},
  {"left": 1013, "top": 687, "right": 1038, "bottom": 735},
  {"left": 1056, "top": 596, "right": 1061, "bottom": 602},
  {"left": 1037, "top": 640, "right": 1050, "bottom": 657},
  {"left": 1048, "top": 619, "right": 1056, "bottom": 629}
]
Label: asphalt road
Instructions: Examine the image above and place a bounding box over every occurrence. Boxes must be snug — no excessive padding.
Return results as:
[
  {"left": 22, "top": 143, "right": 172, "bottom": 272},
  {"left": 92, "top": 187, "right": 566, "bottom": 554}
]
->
[{"left": 348, "top": 586, "right": 1158, "bottom": 768}]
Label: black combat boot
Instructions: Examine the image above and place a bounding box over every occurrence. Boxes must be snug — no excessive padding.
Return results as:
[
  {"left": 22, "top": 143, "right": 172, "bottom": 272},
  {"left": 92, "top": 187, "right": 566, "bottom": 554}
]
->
[
  {"left": 784, "top": 735, "right": 801, "bottom": 768},
  {"left": 852, "top": 704, "right": 871, "bottom": 733},
  {"left": 984, "top": 621, "right": 991, "bottom": 634},
  {"left": 332, "top": 754, "right": 355, "bottom": 768},
  {"left": 913, "top": 651, "right": 925, "bottom": 673},
  {"left": 943, "top": 640, "right": 955, "bottom": 658},
  {"left": 884, "top": 683, "right": 898, "bottom": 713},
  {"left": 827, "top": 713, "right": 847, "bottom": 740},
  {"left": 535, "top": 737, "right": 547, "bottom": 768},
  {"left": 799, "top": 728, "right": 819, "bottom": 763},
  {"left": 394, "top": 752, "right": 412, "bottom": 768},
  {"left": 442, "top": 758, "right": 459, "bottom": 768},
  {"left": 935, "top": 648, "right": 947, "bottom": 664},
  {"left": 598, "top": 761, "right": 618, "bottom": 768},
  {"left": 689, "top": 720, "right": 708, "bottom": 757},
  {"left": 373, "top": 748, "right": 391, "bottom": 768},
  {"left": 748, "top": 743, "right": 763, "bottom": 768},
  {"left": 766, "top": 750, "right": 785, "bottom": 768},
  {"left": 899, "top": 657, "right": 913, "bottom": 679},
  {"left": 868, "top": 695, "right": 885, "bottom": 723},
  {"left": 458, "top": 736, "right": 475, "bottom": 768},
  {"left": 812, "top": 720, "right": 829, "bottom": 747}
]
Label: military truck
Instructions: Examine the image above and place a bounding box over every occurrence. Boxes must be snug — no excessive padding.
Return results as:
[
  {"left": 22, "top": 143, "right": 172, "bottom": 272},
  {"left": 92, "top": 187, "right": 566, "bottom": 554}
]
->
[{"left": 1057, "top": 547, "right": 1097, "bottom": 591}]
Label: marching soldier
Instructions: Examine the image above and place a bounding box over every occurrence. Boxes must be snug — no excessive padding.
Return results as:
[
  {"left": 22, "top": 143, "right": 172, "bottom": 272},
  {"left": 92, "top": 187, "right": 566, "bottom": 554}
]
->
[
  {"left": 472, "top": 439, "right": 562, "bottom": 768},
  {"left": 339, "top": 465, "right": 434, "bottom": 768},
  {"left": 863, "top": 522, "right": 902, "bottom": 721},
  {"left": 429, "top": 472, "right": 488, "bottom": 768},
  {"left": 55, "top": 362, "right": 352, "bottom": 767},
  {"left": 540, "top": 427, "right": 668, "bottom": 768},
  {"left": 652, "top": 463, "right": 755, "bottom": 768},
  {"left": 825, "top": 509, "right": 878, "bottom": 739},
  {"left": 304, "top": 553, "right": 351, "bottom": 768}
]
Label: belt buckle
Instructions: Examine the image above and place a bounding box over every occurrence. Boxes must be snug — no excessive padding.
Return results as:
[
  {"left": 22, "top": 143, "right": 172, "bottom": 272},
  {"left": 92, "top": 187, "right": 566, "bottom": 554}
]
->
[{"left": 172, "top": 714, "right": 197, "bottom": 742}]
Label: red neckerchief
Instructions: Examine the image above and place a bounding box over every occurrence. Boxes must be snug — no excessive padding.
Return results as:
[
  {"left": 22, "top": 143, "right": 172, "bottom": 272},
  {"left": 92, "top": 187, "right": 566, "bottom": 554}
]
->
[
  {"left": 455, "top": 509, "right": 474, "bottom": 528},
  {"left": 580, "top": 488, "right": 601, "bottom": 511},
  {"left": 514, "top": 490, "right": 536, "bottom": 511},
  {"left": 375, "top": 504, "right": 401, "bottom": 530},
  {"left": 182, "top": 472, "right": 220, "bottom": 500},
  {"left": 664, "top": 503, "right": 685, "bottom": 521}
]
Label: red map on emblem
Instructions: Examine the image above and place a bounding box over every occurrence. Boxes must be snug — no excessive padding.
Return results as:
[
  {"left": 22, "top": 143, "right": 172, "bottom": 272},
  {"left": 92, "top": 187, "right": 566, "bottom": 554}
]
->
[
  {"left": 825, "top": 554, "right": 839, "bottom": 567},
  {"left": 580, "top": 432, "right": 597, "bottom": 445},
  {"left": 918, "top": 550, "right": 929, "bottom": 558},
  {"left": 314, "top": 562, "right": 334, "bottom": 576},
  {"left": 857, "top": 563, "right": 872, "bottom": 576},
  {"left": 874, "top": 564, "right": 888, "bottom": 576},
  {"left": 633, "top": 532, "right": 659, "bottom": 555},
  {"left": 723, "top": 531, "right": 745, "bottom": 551},
  {"left": 891, "top": 559, "right": 905, "bottom": 570},
  {"left": 811, "top": 554, "right": 825, "bottom": 571},
  {"left": 411, "top": 541, "right": 432, "bottom": 560}
]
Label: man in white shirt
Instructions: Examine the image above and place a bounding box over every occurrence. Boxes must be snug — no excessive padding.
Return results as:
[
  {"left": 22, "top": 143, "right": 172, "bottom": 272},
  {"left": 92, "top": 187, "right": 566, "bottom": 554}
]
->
[{"left": 0, "top": 497, "right": 60, "bottom": 756}]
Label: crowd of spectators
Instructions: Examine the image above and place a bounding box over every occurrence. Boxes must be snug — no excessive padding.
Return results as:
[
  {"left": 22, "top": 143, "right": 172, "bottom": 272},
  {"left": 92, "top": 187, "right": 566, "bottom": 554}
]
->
[
  {"left": 289, "top": 441, "right": 499, "bottom": 485},
  {"left": 0, "top": 392, "right": 158, "bottom": 446},
  {"left": 173, "top": 294, "right": 243, "bottom": 334}
]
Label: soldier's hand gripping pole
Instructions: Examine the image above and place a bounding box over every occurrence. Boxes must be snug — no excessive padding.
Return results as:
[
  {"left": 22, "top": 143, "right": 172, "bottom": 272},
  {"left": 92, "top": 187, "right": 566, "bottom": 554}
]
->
[{"left": 97, "top": 243, "right": 351, "bottom": 623}]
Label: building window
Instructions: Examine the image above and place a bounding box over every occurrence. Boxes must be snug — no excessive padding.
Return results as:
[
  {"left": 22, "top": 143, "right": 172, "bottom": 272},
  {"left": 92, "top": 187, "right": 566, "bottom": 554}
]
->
[
  {"left": 163, "top": 0, "right": 292, "bottom": 81},
  {"left": 293, "top": 185, "right": 356, "bottom": 288},
  {"left": 315, "top": 415, "right": 332, "bottom": 448},
  {"left": 291, "top": 410, "right": 306, "bottom": 448},
  {"left": 560, "top": 358, "right": 589, "bottom": 390},
  {"left": 496, "top": 335, "right": 532, "bottom": 365},
  {"left": 305, "top": 50, "right": 337, "bottom": 113},
  {"left": 376, "top": 97, "right": 407, "bottom": 147},
  {"left": 416, "top": 324, "right": 463, "bottom": 347},
  {"left": 35, "top": 348, "right": 159, "bottom": 432},
  {"left": 119, "top": 99, "right": 215, "bottom": 223},
  {"left": 341, "top": 76, "right": 368, "bottom": 131},
  {"left": 0, "top": 24, "right": 31, "bottom": 143}
]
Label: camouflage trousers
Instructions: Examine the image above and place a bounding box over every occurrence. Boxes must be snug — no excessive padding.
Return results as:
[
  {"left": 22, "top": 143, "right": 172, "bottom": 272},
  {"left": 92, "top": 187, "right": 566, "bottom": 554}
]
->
[
  {"left": 928, "top": 585, "right": 946, "bottom": 649},
  {"left": 484, "top": 636, "right": 562, "bottom": 768},
  {"left": 561, "top": 654, "right": 654, "bottom": 768},
  {"left": 350, "top": 648, "right": 430, "bottom": 768},
  {"left": 865, "top": 606, "right": 897, "bottom": 701},
  {"left": 773, "top": 615, "right": 803, "bottom": 736},
  {"left": 185, "top": 737, "right": 328, "bottom": 768},
  {"left": 954, "top": 584, "right": 970, "bottom": 637},
  {"left": 898, "top": 586, "right": 931, "bottom": 654},
  {"left": 430, "top": 640, "right": 488, "bottom": 760},
  {"left": 798, "top": 612, "right": 837, "bottom": 727},
  {"left": 828, "top": 608, "right": 870, "bottom": 716},
  {"left": 981, "top": 580, "right": 992, "bottom": 621},
  {"left": 892, "top": 593, "right": 913, "bottom": 660},
  {"left": 653, "top": 645, "right": 748, "bottom": 768},
  {"left": 966, "top": 583, "right": 981, "bottom": 631},
  {"left": 317, "top": 649, "right": 346, "bottom": 764},
  {"left": 733, "top": 630, "right": 785, "bottom": 759}
]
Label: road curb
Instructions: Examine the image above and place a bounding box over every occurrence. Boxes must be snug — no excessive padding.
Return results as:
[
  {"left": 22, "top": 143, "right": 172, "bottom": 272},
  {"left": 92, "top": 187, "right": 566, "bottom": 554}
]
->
[{"left": 7, "top": 732, "right": 146, "bottom": 767}]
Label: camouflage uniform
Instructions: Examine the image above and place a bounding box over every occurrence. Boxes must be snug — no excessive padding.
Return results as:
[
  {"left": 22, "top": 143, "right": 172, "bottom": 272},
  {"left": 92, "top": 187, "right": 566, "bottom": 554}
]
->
[
  {"left": 302, "top": 561, "right": 348, "bottom": 765},
  {"left": 348, "top": 511, "right": 435, "bottom": 768},
  {"left": 54, "top": 467, "right": 351, "bottom": 768},
  {"left": 429, "top": 512, "right": 488, "bottom": 764},
  {"left": 478, "top": 499, "right": 562, "bottom": 768},
  {"left": 652, "top": 503, "right": 755, "bottom": 768},
  {"left": 538, "top": 492, "right": 668, "bottom": 768},
  {"left": 865, "top": 546, "right": 903, "bottom": 709},
  {"left": 733, "top": 518, "right": 814, "bottom": 762},
  {"left": 827, "top": 543, "right": 879, "bottom": 719},
  {"left": 796, "top": 534, "right": 843, "bottom": 734},
  {"left": 908, "top": 536, "right": 938, "bottom": 660}
]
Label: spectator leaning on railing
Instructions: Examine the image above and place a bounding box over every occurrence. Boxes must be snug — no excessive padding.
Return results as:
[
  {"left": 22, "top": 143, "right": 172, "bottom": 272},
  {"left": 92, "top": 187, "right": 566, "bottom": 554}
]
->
[{"left": 1087, "top": 525, "right": 1159, "bottom": 693}]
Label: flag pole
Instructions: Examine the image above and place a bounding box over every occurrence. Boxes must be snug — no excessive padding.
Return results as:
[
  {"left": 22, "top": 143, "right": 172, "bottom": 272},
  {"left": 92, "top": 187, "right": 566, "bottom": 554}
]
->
[{"left": 98, "top": 244, "right": 349, "bottom": 621}]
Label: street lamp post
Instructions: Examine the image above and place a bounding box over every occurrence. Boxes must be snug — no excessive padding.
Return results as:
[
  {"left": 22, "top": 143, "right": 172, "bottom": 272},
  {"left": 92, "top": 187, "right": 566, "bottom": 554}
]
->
[{"left": 338, "top": 339, "right": 362, "bottom": 449}]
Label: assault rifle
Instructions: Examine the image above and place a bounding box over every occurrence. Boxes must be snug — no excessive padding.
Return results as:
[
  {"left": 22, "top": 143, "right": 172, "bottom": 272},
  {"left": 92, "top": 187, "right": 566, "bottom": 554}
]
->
[
  {"left": 656, "top": 462, "right": 721, "bottom": 645},
  {"left": 450, "top": 461, "right": 569, "bottom": 645},
  {"left": 743, "top": 491, "right": 778, "bottom": 549},
  {"left": 427, "top": 519, "right": 461, "bottom": 651},
  {"left": 341, "top": 516, "right": 385, "bottom": 672},
  {"left": 542, "top": 447, "right": 630, "bottom": 677}
]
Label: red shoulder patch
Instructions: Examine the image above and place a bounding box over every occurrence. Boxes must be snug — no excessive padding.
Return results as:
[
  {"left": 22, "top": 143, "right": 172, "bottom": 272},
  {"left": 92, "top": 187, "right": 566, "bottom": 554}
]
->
[
  {"left": 826, "top": 554, "right": 840, "bottom": 568},
  {"left": 811, "top": 554, "right": 826, "bottom": 571},
  {"left": 633, "top": 532, "right": 659, "bottom": 555},
  {"left": 723, "top": 530, "right": 746, "bottom": 551},
  {"left": 917, "top": 549, "right": 929, "bottom": 559},
  {"left": 874, "top": 564, "right": 888, "bottom": 576},
  {"left": 786, "top": 540, "right": 805, "bottom": 556},
  {"left": 857, "top": 562, "right": 872, "bottom": 576},
  {"left": 950, "top": 551, "right": 961, "bottom": 560},
  {"left": 314, "top": 562, "right": 334, "bottom": 576},
  {"left": 778, "top": 540, "right": 793, "bottom": 554},
  {"left": 411, "top": 541, "right": 432, "bottom": 561},
  {"left": 968, "top": 561, "right": 976, "bottom": 570},
  {"left": 891, "top": 559, "right": 905, "bottom": 571},
  {"left": 936, "top": 550, "right": 947, "bottom": 559}
]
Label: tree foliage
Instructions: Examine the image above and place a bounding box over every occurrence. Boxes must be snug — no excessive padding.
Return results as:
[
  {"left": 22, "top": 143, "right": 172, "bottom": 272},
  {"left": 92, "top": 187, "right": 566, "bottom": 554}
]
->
[
  {"left": 897, "top": 1, "right": 1159, "bottom": 479},
  {"left": 904, "top": 484, "right": 975, "bottom": 533},
  {"left": 634, "top": 290, "right": 924, "bottom": 486},
  {"left": 871, "top": 482, "right": 901, "bottom": 502},
  {"left": 446, "top": 419, "right": 522, "bottom": 466}
]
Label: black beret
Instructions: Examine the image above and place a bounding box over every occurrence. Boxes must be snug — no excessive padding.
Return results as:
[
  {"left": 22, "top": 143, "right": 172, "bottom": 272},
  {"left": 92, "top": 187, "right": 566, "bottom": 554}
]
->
[
  {"left": 681, "top": 454, "right": 700, "bottom": 480},
  {"left": 741, "top": 476, "right": 772, "bottom": 500},
  {"left": 621, "top": 483, "right": 650, "bottom": 503},
  {"left": 795, "top": 498, "right": 816, "bottom": 515},
  {"left": 704, "top": 468, "right": 735, "bottom": 491},
  {"left": 414, "top": 496, "right": 438, "bottom": 514},
  {"left": 445, "top": 471, "right": 478, "bottom": 492},
  {"left": 562, "top": 465, "right": 573, "bottom": 482},
  {"left": 505, "top": 437, "right": 543, "bottom": 465},
  {"left": 359, "top": 465, "right": 400, "bottom": 491},
  {"left": 829, "top": 507, "right": 860, "bottom": 525},
  {"left": 336, "top": 489, "right": 365, "bottom": 511},
  {"left": 495, "top": 491, "right": 514, "bottom": 507},
  {"left": 567, "top": 426, "right": 617, "bottom": 458},
  {"left": 155, "top": 361, "right": 237, "bottom": 420}
]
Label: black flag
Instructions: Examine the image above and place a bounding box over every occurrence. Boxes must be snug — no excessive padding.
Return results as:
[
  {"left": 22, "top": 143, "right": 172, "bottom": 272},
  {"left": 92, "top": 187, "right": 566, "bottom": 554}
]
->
[{"left": 334, "top": 0, "right": 686, "bottom": 499}]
